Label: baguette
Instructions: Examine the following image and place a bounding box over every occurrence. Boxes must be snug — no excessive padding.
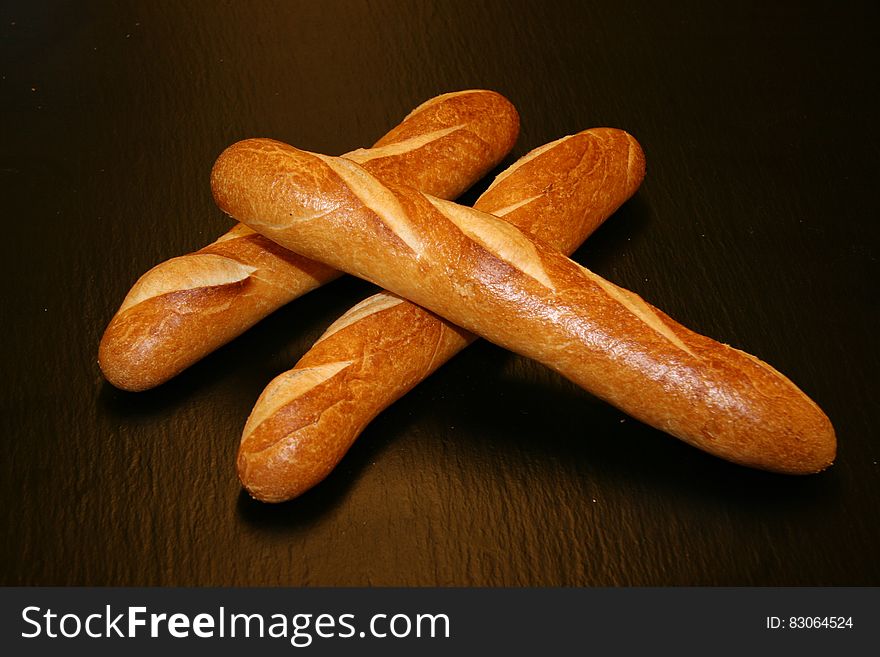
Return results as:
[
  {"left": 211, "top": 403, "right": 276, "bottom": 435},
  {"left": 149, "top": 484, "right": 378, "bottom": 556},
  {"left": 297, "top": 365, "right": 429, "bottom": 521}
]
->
[
  {"left": 98, "top": 90, "right": 519, "bottom": 391},
  {"left": 212, "top": 137, "right": 836, "bottom": 477},
  {"left": 237, "top": 129, "right": 644, "bottom": 501}
]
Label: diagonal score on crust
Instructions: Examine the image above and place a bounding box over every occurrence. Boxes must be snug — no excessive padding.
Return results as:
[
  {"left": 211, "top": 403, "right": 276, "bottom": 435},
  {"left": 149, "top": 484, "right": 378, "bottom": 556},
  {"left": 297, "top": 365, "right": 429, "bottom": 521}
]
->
[
  {"left": 242, "top": 360, "right": 355, "bottom": 442},
  {"left": 343, "top": 125, "right": 464, "bottom": 163},
  {"left": 314, "top": 154, "right": 423, "bottom": 254},
  {"left": 488, "top": 194, "right": 544, "bottom": 217},
  {"left": 119, "top": 254, "right": 257, "bottom": 313},
  {"left": 426, "top": 196, "right": 556, "bottom": 291},
  {"left": 315, "top": 292, "right": 405, "bottom": 345},
  {"left": 483, "top": 134, "right": 574, "bottom": 194},
  {"left": 574, "top": 263, "right": 697, "bottom": 358}
]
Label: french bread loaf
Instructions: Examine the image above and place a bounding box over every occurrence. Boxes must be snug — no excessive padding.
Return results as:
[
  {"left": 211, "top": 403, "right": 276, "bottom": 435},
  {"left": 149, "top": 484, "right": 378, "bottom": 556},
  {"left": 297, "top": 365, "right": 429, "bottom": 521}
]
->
[
  {"left": 212, "top": 137, "right": 836, "bottom": 478},
  {"left": 237, "top": 129, "right": 644, "bottom": 502},
  {"left": 98, "top": 90, "right": 519, "bottom": 391}
]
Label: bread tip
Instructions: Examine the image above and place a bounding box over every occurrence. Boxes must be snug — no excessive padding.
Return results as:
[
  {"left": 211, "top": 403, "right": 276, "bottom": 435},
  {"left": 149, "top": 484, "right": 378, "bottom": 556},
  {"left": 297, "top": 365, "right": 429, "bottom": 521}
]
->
[
  {"left": 767, "top": 418, "right": 837, "bottom": 476},
  {"left": 237, "top": 447, "right": 300, "bottom": 504},
  {"left": 97, "top": 327, "right": 154, "bottom": 392},
  {"left": 788, "top": 398, "right": 837, "bottom": 475}
]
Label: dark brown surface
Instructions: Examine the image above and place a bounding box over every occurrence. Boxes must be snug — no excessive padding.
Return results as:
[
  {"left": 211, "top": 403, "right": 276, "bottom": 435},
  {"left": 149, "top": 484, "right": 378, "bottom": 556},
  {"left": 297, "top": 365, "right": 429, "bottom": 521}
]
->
[{"left": 2, "top": 0, "right": 878, "bottom": 586}]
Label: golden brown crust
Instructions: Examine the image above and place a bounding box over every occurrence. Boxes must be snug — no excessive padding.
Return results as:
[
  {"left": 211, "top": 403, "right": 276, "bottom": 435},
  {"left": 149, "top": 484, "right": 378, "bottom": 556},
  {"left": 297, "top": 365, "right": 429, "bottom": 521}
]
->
[
  {"left": 98, "top": 90, "right": 519, "bottom": 391},
  {"left": 236, "top": 129, "right": 646, "bottom": 502},
  {"left": 237, "top": 296, "right": 473, "bottom": 501},
  {"left": 98, "top": 238, "right": 340, "bottom": 391},
  {"left": 213, "top": 135, "right": 835, "bottom": 486},
  {"left": 360, "top": 90, "right": 519, "bottom": 200}
]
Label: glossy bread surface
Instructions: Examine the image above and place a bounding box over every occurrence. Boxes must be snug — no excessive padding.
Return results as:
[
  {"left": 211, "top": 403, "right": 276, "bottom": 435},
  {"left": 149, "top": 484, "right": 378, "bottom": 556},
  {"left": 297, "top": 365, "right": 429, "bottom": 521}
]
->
[{"left": 3, "top": 1, "right": 875, "bottom": 586}]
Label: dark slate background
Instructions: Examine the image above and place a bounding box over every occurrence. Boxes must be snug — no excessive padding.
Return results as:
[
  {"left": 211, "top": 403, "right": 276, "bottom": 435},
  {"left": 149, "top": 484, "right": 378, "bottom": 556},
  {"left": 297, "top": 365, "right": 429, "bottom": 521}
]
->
[{"left": 1, "top": 0, "right": 877, "bottom": 586}]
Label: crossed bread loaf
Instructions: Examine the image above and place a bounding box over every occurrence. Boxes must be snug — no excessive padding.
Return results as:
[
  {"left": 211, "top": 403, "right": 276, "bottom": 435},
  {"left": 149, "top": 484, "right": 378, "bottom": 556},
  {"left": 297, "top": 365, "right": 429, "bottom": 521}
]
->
[
  {"left": 99, "top": 90, "right": 518, "bottom": 391},
  {"left": 237, "top": 129, "right": 644, "bottom": 501},
  {"left": 212, "top": 137, "right": 836, "bottom": 477}
]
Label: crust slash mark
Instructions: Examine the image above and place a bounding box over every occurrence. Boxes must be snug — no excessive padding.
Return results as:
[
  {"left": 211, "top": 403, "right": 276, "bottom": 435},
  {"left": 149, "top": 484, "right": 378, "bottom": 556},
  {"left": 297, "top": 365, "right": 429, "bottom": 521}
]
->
[
  {"left": 315, "top": 154, "right": 424, "bottom": 254},
  {"left": 426, "top": 196, "right": 556, "bottom": 291},
  {"left": 315, "top": 293, "right": 406, "bottom": 344},
  {"left": 343, "top": 125, "right": 464, "bottom": 163},
  {"left": 119, "top": 254, "right": 257, "bottom": 313},
  {"left": 575, "top": 263, "right": 697, "bottom": 358},
  {"left": 242, "top": 361, "right": 355, "bottom": 441}
]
